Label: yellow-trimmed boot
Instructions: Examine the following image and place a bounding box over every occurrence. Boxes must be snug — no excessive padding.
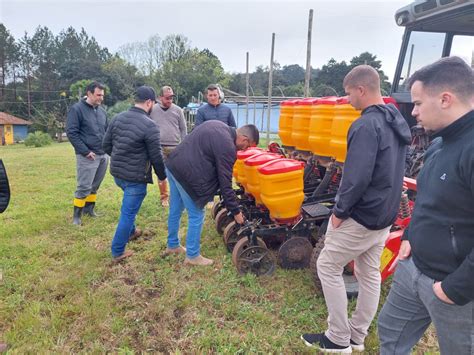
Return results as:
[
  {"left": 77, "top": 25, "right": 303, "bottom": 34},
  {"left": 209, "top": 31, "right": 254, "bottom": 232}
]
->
[
  {"left": 83, "top": 193, "right": 100, "bottom": 217},
  {"left": 73, "top": 198, "right": 86, "bottom": 225}
]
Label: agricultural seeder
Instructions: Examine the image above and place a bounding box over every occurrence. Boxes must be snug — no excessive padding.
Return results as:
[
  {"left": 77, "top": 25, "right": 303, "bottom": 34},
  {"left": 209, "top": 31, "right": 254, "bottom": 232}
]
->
[{"left": 211, "top": 96, "right": 415, "bottom": 297}]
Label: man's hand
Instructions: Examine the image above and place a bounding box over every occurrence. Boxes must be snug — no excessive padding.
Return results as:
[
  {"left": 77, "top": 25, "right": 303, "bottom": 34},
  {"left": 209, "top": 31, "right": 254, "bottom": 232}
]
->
[
  {"left": 86, "top": 152, "right": 96, "bottom": 161},
  {"left": 331, "top": 215, "right": 344, "bottom": 229},
  {"left": 234, "top": 212, "right": 245, "bottom": 225},
  {"left": 389, "top": 240, "right": 411, "bottom": 272},
  {"left": 433, "top": 281, "right": 455, "bottom": 304}
]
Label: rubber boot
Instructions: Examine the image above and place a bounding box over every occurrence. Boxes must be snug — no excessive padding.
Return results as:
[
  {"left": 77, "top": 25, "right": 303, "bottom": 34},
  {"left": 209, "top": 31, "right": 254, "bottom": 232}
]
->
[
  {"left": 83, "top": 202, "right": 99, "bottom": 217},
  {"left": 158, "top": 180, "right": 169, "bottom": 207},
  {"left": 73, "top": 206, "right": 83, "bottom": 225}
]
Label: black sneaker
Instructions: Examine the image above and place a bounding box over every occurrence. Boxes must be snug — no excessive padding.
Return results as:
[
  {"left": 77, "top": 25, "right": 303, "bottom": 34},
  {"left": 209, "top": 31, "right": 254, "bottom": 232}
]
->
[
  {"left": 350, "top": 339, "right": 365, "bottom": 352},
  {"left": 301, "top": 333, "right": 352, "bottom": 353}
]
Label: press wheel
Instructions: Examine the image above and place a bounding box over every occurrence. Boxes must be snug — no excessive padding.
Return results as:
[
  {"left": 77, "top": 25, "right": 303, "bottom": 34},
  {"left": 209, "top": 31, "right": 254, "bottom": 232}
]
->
[
  {"left": 215, "top": 208, "right": 233, "bottom": 235},
  {"left": 232, "top": 236, "right": 266, "bottom": 266},
  {"left": 277, "top": 237, "right": 313, "bottom": 269},
  {"left": 235, "top": 245, "right": 276, "bottom": 276},
  {"left": 211, "top": 200, "right": 224, "bottom": 220},
  {"left": 223, "top": 221, "right": 244, "bottom": 252}
]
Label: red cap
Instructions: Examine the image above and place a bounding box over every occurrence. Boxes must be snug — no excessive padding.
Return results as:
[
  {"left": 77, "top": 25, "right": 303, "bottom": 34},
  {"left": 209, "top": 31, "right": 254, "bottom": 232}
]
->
[
  {"left": 237, "top": 148, "right": 264, "bottom": 160},
  {"left": 337, "top": 96, "right": 350, "bottom": 105},
  {"left": 258, "top": 158, "right": 304, "bottom": 175},
  {"left": 244, "top": 153, "right": 283, "bottom": 166},
  {"left": 281, "top": 100, "right": 299, "bottom": 106},
  {"left": 315, "top": 96, "right": 338, "bottom": 105},
  {"left": 298, "top": 98, "right": 319, "bottom": 105}
]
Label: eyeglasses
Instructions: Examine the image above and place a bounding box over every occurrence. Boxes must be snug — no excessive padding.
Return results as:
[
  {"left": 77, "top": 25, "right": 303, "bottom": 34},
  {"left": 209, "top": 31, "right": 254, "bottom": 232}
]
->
[{"left": 163, "top": 96, "right": 174, "bottom": 100}]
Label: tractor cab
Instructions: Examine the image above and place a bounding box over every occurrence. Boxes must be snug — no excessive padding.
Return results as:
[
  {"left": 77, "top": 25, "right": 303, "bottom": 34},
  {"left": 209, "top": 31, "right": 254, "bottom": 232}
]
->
[{"left": 391, "top": 0, "right": 474, "bottom": 126}]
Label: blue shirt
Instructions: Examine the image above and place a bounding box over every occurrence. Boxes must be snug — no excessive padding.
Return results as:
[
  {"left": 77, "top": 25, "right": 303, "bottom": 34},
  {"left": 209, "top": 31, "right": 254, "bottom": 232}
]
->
[{"left": 195, "top": 103, "right": 236, "bottom": 128}]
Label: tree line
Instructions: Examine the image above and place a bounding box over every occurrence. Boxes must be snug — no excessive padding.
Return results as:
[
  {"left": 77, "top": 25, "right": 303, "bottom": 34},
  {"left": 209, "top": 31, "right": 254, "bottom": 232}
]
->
[{"left": 0, "top": 24, "right": 391, "bottom": 138}]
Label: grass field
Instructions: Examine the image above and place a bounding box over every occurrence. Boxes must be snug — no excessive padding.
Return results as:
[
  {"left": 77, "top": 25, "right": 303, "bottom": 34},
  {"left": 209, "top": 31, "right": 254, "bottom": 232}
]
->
[{"left": 0, "top": 143, "right": 439, "bottom": 353}]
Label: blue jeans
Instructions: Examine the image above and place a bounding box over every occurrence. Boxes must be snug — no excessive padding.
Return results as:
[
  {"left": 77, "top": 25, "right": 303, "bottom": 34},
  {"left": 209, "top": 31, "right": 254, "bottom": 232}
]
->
[
  {"left": 166, "top": 169, "right": 205, "bottom": 258},
  {"left": 111, "top": 177, "right": 147, "bottom": 257},
  {"left": 378, "top": 257, "right": 473, "bottom": 355}
]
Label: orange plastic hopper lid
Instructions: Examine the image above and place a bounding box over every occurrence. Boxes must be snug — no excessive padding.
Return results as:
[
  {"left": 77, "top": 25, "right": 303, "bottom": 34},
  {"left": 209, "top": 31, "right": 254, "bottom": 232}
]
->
[
  {"left": 244, "top": 153, "right": 283, "bottom": 166},
  {"left": 257, "top": 158, "right": 305, "bottom": 175},
  {"left": 237, "top": 148, "right": 264, "bottom": 160}
]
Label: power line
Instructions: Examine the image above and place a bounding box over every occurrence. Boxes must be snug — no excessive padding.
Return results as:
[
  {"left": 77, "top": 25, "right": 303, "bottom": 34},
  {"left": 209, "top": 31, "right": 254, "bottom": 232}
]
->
[
  {"left": 0, "top": 87, "right": 68, "bottom": 93},
  {"left": 0, "top": 98, "right": 71, "bottom": 104}
]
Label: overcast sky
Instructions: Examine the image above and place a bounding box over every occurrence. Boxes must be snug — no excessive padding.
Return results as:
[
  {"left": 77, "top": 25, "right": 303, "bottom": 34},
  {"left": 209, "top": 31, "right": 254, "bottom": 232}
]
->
[{"left": 1, "top": 0, "right": 407, "bottom": 80}]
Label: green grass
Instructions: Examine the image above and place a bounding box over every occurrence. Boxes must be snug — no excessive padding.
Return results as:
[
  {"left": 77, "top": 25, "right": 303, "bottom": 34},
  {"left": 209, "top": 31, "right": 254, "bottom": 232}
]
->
[{"left": 0, "top": 143, "right": 439, "bottom": 353}]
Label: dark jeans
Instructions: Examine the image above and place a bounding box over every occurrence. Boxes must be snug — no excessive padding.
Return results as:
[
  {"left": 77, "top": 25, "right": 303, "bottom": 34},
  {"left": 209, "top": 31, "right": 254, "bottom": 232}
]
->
[
  {"left": 378, "top": 257, "right": 473, "bottom": 355},
  {"left": 110, "top": 177, "right": 147, "bottom": 257}
]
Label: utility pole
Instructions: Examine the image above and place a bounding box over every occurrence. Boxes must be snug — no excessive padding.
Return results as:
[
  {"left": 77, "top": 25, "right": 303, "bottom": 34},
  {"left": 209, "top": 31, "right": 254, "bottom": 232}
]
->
[
  {"left": 245, "top": 52, "right": 250, "bottom": 125},
  {"left": 304, "top": 9, "right": 313, "bottom": 98},
  {"left": 266, "top": 33, "right": 275, "bottom": 143}
]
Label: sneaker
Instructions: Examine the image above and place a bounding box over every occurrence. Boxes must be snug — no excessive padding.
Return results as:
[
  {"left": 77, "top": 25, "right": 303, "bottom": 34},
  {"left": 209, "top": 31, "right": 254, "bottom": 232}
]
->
[
  {"left": 350, "top": 339, "right": 364, "bottom": 352},
  {"left": 184, "top": 255, "right": 214, "bottom": 266},
  {"left": 163, "top": 245, "right": 186, "bottom": 256},
  {"left": 112, "top": 250, "right": 134, "bottom": 263},
  {"left": 129, "top": 228, "right": 143, "bottom": 242},
  {"left": 301, "top": 333, "right": 352, "bottom": 353}
]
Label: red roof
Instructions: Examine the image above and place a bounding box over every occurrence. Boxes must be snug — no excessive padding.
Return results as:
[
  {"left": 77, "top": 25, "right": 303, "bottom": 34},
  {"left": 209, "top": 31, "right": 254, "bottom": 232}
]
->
[{"left": 0, "top": 112, "right": 33, "bottom": 125}]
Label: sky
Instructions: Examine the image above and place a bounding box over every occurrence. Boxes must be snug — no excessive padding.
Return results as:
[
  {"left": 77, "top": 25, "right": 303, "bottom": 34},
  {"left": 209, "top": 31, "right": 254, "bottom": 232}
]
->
[{"left": 1, "top": 0, "right": 407, "bottom": 81}]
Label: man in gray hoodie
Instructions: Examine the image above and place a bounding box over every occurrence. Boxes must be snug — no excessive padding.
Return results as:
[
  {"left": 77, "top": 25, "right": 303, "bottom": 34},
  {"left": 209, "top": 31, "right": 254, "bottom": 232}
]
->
[{"left": 301, "top": 65, "right": 411, "bottom": 353}]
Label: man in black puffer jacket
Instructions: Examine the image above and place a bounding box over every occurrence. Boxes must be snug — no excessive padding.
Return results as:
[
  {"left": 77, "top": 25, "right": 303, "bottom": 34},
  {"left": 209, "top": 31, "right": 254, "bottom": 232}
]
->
[
  {"left": 103, "top": 86, "right": 166, "bottom": 262},
  {"left": 164, "top": 121, "right": 259, "bottom": 266}
]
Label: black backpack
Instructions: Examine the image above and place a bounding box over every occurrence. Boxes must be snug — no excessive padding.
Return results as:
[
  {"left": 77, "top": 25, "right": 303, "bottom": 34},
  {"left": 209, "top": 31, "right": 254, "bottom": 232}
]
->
[{"left": 0, "top": 159, "right": 10, "bottom": 213}]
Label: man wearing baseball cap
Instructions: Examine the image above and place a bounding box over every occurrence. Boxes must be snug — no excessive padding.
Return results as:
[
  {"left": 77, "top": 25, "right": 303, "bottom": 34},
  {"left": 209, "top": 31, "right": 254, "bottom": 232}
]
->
[
  {"left": 150, "top": 86, "right": 187, "bottom": 207},
  {"left": 103, "top": 86, "right": 166, "bottom": 262}
]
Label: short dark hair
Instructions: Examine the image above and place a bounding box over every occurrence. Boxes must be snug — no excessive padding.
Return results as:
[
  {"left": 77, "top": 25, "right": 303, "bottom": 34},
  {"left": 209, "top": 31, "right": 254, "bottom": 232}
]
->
[
  {"left": 237, "top": 124, "right": 259, "bottom": 146},
  {"left": 407, "top": 56, "right": 474, "bottom": 103},
  {"left": 343, "top": 65, "right": 380, "bottom": 93},
  {"left": 85, "top": 81, "right": 106, "bottom": 94}
]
